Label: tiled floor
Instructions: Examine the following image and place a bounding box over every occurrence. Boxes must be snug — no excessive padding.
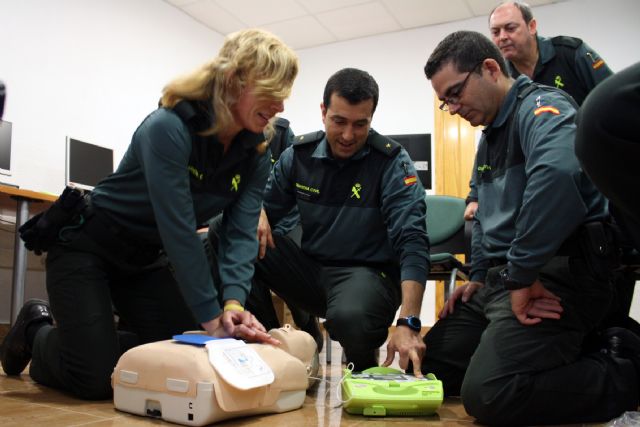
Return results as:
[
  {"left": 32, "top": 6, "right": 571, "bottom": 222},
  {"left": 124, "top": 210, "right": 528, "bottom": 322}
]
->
[{"left": 0, "top": 332, "right": 610, "bottom": 427}]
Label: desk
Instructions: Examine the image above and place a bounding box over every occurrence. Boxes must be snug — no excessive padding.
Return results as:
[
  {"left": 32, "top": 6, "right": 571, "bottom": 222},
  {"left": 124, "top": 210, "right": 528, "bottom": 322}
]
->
[{"left": 0, "top": 185, "right": 56, "bottom": 324}]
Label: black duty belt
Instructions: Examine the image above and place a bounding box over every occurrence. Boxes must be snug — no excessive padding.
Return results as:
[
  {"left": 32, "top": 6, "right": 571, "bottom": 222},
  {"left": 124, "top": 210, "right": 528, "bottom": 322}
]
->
[
  {"left": 82, "top": 199, "right": 162, "bottom": 266},
  {"left": 488, "top": 220, "right": 615, "bottom": 268}
]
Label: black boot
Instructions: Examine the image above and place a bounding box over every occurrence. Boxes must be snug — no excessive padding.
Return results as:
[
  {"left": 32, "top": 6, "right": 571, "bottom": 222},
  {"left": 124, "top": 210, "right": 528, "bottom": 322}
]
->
[
  {"left": 602, "top": 326, "right": 640, "bottom": 404},
  {"left": 1, "top": 299, "right": 53, "bottom": 375},
  {"left": 602, "top": 327, "right": 640, "bottom": 361}
]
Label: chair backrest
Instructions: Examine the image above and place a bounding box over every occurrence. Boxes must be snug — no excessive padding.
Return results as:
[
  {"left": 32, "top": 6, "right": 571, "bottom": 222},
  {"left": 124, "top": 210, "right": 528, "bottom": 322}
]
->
[{"left": 425, "top": 195, "right": 467, "bottom": 254}]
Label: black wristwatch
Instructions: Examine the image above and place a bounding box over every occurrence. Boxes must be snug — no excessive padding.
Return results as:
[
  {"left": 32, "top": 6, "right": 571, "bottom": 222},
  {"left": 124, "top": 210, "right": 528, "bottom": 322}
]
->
[
  {"left": 499, "top": 268, "right": 531, "bottom": 290},
  {"left": 396, "top": 315, "right": 421, "bottom": 332}
]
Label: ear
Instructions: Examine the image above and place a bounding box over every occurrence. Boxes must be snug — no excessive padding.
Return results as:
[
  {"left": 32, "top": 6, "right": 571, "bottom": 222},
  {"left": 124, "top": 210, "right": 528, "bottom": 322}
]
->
[
  {"left": 528, "top": 18, "right": 537, "bottom": 36},
  {"left": 483, "top": 59, "right": 503, "bottom": 81},
  {"left": 321, "top": 102, "right": 327, "bottom": 124}
]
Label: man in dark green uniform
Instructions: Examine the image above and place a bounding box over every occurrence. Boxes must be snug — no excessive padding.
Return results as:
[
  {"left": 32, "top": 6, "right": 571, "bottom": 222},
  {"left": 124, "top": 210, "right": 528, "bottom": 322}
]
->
[
  {"left": 465, "top": 1, "right": 614, "bottom": 220},
  {"left": 421, "top": 31, "right": 638, "bottom": 425},
  {"left": 487, "top": 0, "right": 639, "bottom": 337},
  {"left": 255, "top": 68, "right": 430, "bottom": 374},
  {"left": 489, "top": 1, "right": 612, "bottom": 105}
]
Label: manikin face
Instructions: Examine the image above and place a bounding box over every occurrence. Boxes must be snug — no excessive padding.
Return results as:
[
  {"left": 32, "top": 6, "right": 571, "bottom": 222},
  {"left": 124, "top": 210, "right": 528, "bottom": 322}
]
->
[
  {"left": 489, "top": 3, "right": 537, "bottom": 63},
  {"left": 321, "top": 93, "right": 373, "bottom": 161},
  {"left": 430, "top": 61, "right": 500, "bottom": 127},
  {"left": 232, "top": 84, "right": 285, "bottom": 134}
]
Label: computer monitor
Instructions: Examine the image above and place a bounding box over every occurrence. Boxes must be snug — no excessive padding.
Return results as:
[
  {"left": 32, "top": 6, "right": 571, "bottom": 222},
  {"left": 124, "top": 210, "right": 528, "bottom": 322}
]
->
[
  {"left": 387, "top": 133, "right": 432, "bottom": 189},
  {"left": 0, "top": 120, "right": 12, "bottom": 176},
  {"left": 65, "top": 137, "right": 114, "bottom": 191}
]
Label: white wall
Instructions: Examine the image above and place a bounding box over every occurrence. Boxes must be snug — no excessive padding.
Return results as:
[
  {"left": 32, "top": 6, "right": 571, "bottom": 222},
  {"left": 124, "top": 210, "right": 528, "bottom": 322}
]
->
[
  {"left": 287, "top": 0, "right": 639, "bottom": 135},
  {"left": 0, "top": 0, "right": 223, "bottom": 194},
  {"left": 1, "top": 0, "right": 639, "bottom": 325}
]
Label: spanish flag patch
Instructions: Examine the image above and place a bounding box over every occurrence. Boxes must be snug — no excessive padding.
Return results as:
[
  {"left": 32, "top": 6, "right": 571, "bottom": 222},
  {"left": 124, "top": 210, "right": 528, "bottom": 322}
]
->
[
  {"left": 404, "top": 175, "right": 417, "bottom": 186},
  {"left": 592, "top": 59, "right": 605, "bottom": 70},
  {"left": 534, "top": 106, "right": 560, "bottom": 116}
]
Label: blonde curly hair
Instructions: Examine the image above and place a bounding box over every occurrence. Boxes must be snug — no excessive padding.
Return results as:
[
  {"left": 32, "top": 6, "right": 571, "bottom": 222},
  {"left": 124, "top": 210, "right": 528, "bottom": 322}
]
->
[{"left": 160, "top": 29, "right": 298, "bottom": 149}]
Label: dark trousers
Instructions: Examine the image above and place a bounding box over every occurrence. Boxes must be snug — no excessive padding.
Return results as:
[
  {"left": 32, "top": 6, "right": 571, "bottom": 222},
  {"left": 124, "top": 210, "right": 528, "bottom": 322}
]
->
[
  {"left": 246, "top": 225, "right": 314, "bottom": 331},
  {"left": 422, "top": 256, "right": 638, "bottom": 426},
  {"left": 30, "top": 229, "right": 198, "bottom": 400},
  {"left": 254, "top": 234, "right": 401, "bottom": 369},
  {"left": 204, "top": 218, "right": 311, "bottom": 331}
]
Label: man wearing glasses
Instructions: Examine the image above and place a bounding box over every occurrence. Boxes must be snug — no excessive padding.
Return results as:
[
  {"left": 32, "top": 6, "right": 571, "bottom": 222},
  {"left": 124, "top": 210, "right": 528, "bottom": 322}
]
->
[
  {"left": 419, "top": 30, "right": 636, "bottom": 425},
  {"left": 464, "top": 1, "right": 613, "bottom": 220}
]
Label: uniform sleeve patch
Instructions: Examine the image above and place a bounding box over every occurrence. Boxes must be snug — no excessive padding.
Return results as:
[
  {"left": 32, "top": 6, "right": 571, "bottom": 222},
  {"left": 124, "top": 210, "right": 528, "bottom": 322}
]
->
[
  {"left": 534, "top": 106, "right": 560, "bottom": 116},
  {"left": 592, "top": 59, "right": 605, "bottom": 70},
  {"left": 404, "top": 175, "right": 417, "bottom": 186}
]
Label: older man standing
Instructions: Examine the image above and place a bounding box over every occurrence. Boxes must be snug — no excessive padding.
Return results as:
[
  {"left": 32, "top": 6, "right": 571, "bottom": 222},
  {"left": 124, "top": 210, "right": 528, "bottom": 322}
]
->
[{"left": 489, "top": 0, "right": 612, "bottom": 105}]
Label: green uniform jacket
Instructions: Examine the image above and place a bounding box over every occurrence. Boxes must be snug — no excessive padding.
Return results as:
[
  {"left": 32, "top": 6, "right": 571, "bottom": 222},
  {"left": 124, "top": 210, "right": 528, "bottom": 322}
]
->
[
  {"left": 507, "top": 35, "right": 613, "bottom": 105},
  {"left": 264, "top": 130, "right": 430, "bottom": 284},
  {"left": 470, "top": 76, "right": 607, "bottom": 285},
  {"left": 91, "top": 107, "right": 270, "bottom": 323},
  {"left": 467, "top": 35, "right": 613, "bottom": 204}
]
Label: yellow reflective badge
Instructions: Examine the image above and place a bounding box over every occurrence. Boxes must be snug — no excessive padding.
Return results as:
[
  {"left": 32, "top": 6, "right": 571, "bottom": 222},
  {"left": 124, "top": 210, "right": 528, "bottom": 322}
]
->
[
  {"left": 230, "top": 174, "right": 241, "bottom": 191},
  {"left": 592, "top": 59, "right": 605, "bottom": 70},
  {"left": 350, "top": 183, "right": 362, "bottom": 199},
  {"left": 534, "top": 106, "right": 560, "bottom": 116}
]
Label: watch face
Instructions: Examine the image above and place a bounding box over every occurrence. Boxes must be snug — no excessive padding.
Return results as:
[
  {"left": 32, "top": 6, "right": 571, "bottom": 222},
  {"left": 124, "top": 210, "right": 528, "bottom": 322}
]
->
[
  {"left": 398, "top": 316, "right": 421, "bottom": 331},
  {"left": 407, "top": 316, "right": 421, "bottom": 329}
]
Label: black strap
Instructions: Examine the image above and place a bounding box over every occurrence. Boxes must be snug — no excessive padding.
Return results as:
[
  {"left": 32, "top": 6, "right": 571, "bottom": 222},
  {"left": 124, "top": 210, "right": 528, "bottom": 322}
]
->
[{"left": 81, "top": 197, "right": 161, "bottom": 266}]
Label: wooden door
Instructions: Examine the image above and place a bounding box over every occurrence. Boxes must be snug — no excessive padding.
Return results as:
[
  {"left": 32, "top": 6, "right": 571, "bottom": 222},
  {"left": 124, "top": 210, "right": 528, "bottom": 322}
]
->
[{"left": 433, "top": 96, "right": 478, "bottom": 314}]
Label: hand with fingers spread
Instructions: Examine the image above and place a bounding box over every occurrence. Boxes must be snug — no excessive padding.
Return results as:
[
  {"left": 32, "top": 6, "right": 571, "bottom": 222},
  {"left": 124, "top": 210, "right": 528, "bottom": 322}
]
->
[
  {"left": 510, "top": 279, "right": 563, "bottom": 326},
  {"left": 257, "top": 208, "right": 275, "bottom": 259},
  {"left": 439, "top": 280, "right": 483, "bottom": 319},
  {"left": 382, "top": 325, "right": 426, "bottom": 378}
]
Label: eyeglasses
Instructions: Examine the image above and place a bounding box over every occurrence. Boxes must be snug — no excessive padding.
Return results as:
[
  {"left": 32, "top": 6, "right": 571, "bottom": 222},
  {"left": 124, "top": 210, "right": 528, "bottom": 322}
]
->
[{"left": 439, "top": 61, "right": 483, "bottom": 112}]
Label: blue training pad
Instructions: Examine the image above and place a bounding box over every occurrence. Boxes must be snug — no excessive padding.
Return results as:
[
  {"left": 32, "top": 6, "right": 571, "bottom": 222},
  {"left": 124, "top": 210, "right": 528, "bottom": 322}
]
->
[{"left": 172, "top": 334, "right": 220, "bottom": 346}]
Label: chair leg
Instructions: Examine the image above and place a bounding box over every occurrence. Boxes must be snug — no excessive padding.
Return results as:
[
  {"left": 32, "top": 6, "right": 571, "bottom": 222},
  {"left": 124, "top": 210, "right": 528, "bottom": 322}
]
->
[
  {"left": 446, "top": 268, "right": 459, "bottom": 301},
  {"left": 325, "top": 329, "right": 332, "bottom": 364}
]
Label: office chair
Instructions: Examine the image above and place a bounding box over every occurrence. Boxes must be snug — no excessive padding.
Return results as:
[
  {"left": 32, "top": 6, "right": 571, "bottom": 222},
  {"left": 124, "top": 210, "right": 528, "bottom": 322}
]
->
[{"left": 425, "top": 195, "right": 471, "bottom": 300}]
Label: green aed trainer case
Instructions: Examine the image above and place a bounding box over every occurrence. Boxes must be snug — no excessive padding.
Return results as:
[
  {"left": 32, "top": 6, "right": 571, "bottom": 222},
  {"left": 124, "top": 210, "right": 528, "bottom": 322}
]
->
[{"left": 341, "top": 366, "right": 443, "bottom": 417}]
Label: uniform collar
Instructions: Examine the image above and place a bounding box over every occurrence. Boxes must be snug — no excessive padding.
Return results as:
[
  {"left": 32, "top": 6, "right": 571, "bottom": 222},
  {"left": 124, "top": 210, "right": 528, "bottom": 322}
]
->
[
  {"left": 312, "top": 135, "right": 371, "bottom": 162},
  {"left": 237, "top": 129, "right": 267, "bottom": 150},
  {"left": 188, "top": 99, "right": 265, "bottom": 151},
  {"left": 488, "top": 75, "right": 532, "bottom": 129},
  {"left": 536, "top": 35, "right": 555, "bottom": 66},
  {"left": 506, "top": 35, "right": 554, "bottom": 79}
]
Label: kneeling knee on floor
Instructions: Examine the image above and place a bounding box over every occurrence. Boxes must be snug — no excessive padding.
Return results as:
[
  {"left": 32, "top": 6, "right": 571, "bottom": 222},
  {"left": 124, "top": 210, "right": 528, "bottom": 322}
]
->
[
  {"left": 461, "top": 380, "right": 520, "bottom": 423},
  {"left": 72, "top": 377, "right": 113, "bottom": 400}
]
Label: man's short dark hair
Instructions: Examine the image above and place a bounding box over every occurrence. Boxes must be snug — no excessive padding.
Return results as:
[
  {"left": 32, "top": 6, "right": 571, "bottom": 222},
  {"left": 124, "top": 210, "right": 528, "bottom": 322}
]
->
[
  {"left": 489, "top": 1, "right": 534, "bottom": 24},
  {"left": 424, "top": 31, "right": 508, "bottom": 79},
  {"left": 323, "top": 68, "right": 379, "bottom": 114}
]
